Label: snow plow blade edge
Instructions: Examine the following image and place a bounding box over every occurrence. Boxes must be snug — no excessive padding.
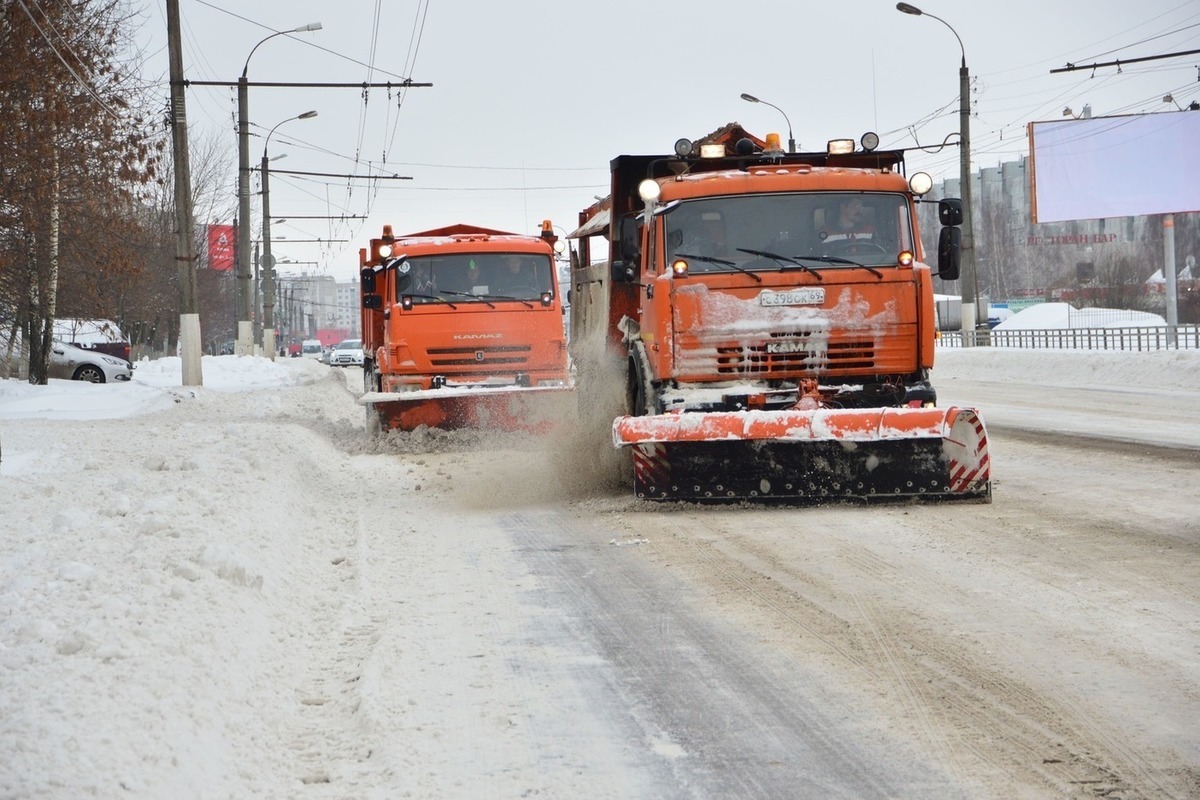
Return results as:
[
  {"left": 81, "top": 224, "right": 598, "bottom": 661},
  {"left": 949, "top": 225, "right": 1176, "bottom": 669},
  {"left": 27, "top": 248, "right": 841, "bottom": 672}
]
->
[{"left": 613, "top": 406, "right": 991, "bottom": 502}]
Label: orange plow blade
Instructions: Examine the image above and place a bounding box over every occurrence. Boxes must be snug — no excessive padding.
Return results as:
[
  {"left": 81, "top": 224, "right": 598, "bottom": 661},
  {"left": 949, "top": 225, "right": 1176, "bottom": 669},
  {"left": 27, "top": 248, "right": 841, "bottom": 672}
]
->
[
  {"left": 361, "top": 386, "right": 573, "bottom": 433},
  {"left": 613, "top": 406, "right": 991, "bottom": 502}
]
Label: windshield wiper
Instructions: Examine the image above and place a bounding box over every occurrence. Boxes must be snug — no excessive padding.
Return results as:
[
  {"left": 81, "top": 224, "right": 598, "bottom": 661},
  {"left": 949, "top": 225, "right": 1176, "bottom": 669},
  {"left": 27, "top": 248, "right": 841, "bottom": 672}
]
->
[
  {"left": 403, "top": 292, "right": 457, "bottom": 309},
  {"left": 439, "top": 289, "right": 497, "bottom": 308},
  {"left": 676, "top": 251, "right": 763, "bottom": 282},
  {"left": 481, "top": 293, "right": 534, "bottom": 308},
  {"left": 736, "top": 248, "right": 822, "bottom": 281},
  {"left": 792, "top": 254, "right": 884, "bottom": 279}
]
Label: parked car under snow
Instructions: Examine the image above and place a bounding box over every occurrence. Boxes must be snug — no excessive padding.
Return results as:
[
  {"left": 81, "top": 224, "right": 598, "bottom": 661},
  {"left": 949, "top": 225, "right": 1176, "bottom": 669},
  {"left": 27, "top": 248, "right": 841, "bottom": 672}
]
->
[{"left": 48, "top": 340, "right": 133, "bottom": 383}]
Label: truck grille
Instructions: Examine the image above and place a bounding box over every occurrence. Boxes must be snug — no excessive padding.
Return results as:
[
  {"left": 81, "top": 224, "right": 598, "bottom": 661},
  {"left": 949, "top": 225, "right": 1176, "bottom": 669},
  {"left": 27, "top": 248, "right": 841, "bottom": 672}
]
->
[
  {"left": 426, "top": 345, "right": 532, "bottom": 367},
  {"left": 677, "top": 329, "right": 888, "bottom": 379},
  {"left": 715, "top": 336, "right": 875, "bottom": 375}
]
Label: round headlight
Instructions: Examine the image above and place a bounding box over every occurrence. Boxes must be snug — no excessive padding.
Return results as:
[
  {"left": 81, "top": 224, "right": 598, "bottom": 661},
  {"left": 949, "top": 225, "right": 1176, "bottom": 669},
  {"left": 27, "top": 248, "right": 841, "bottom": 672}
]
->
[
  {"left": 860, "top": 131, "right": 880, "bottom": 152},
  {"left": 674, "top": 138, "right": 693, "bottom": 157},
  {"left": 638, "top": 179, "right": 661, "bottom": 203},
  {"left": 378, "top": 243, "right": 393, "bottom": 258},
  {"left": 909, "top": 171, "right": 934, "bottom": 196}
]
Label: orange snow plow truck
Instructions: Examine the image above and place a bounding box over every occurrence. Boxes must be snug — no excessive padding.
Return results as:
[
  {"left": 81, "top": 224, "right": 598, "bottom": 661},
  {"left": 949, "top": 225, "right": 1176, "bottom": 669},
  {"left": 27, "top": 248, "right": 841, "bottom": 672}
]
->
[
  {"left": 567, "top": 127, "right": 991, "bottom": 502},
  {"left": 358, "top": 222, "right": 572, "bottom": 432}
]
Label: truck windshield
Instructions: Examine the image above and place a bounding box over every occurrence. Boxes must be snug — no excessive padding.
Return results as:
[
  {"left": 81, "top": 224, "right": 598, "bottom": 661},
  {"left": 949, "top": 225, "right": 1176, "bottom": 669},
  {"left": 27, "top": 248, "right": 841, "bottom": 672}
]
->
[
  {"left": 395, "top": 253, "right": 555, "bottom": 303},
  {"left": 663, "top": 192, "right": 914, "bottom": 272}
]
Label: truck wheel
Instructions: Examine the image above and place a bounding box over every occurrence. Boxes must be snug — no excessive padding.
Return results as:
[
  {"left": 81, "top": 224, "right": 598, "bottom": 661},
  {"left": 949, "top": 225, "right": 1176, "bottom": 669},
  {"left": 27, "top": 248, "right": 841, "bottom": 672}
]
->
[
  {"left": 363, "top": 362, "right": 385, "bottom": 437},
  {"left": 629, "top": 342, "right": 656, "bottom": 416}
]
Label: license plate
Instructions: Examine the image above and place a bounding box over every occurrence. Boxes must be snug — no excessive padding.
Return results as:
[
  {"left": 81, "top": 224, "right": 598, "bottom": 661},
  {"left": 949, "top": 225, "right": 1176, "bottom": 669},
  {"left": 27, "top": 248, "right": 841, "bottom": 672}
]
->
[{"left": 759, "top": 288, "right": 825, "bottom": 307}]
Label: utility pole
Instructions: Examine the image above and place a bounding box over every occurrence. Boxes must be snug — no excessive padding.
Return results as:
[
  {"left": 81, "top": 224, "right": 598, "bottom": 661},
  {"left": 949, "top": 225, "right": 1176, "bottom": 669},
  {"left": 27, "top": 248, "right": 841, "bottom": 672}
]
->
[
  {"left": 253, "top": 239, "right": 261, "bottom": 348},
  {"left": 261, "top": 110, "right": 317, "bottom": 361},
  {"left": 235, "top": 23, "right": 323, "bottom": 357},
  {"left": 1164, "top": 214, "right": 1179, "bottom": 345},
  {"left": 236, "top": 68, "right": 252, "bottom": 355},
  {"left": 897, "top": 3, "right": 979, "bottom": 344},
  {"left": 166, "top": 0, "right": 202, "bottom": 385}
]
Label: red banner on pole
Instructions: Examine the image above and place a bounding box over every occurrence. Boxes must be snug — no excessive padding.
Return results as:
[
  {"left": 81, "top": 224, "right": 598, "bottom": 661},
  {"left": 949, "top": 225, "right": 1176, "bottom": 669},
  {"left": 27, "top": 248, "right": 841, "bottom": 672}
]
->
[{"left": 207, "top": 224, "right": 235, "bottom": 271}]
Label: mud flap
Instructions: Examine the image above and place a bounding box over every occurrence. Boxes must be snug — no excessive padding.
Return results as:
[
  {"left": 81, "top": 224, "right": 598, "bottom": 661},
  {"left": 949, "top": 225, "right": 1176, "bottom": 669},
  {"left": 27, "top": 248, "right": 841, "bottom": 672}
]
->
[{"left": 616, "top": 406, "right": 990, "bottom": 502}]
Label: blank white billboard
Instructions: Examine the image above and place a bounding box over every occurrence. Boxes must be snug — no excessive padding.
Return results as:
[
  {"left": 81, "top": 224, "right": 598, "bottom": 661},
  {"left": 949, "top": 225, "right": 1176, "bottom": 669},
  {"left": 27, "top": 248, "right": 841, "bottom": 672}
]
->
[{"left": 1027, "top": 111, "right": 1200, "bottom": 223}]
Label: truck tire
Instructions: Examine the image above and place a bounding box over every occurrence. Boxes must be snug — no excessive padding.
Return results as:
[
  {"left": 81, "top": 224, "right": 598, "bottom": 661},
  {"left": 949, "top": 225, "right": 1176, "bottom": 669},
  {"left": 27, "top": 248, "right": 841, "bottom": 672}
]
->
[
  {"left": 363, "top": 361, "right": 385, "bottom": 437},
  {"left": 363, "top": 359, "right": 378, "bottom": 395},
  {"left": 628, "top": 341, "right": 657, "bottom": 417}
]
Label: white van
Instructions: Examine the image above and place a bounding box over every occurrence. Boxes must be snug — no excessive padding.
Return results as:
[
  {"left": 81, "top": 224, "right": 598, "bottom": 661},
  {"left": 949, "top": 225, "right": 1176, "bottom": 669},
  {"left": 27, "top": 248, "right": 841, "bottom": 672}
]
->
[{"left": 301, "top": 339, "right": 323, "bottom": 360}]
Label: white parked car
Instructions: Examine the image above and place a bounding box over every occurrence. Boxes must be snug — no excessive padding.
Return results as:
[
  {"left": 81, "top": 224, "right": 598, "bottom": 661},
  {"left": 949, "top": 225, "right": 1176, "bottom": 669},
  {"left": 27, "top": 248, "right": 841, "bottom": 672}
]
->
[
  {"left": 328, "top": 339, "right": 364, "bottom": 367},
  {"left": 48, "top": 340, "right": 133, "bottom": 383}
]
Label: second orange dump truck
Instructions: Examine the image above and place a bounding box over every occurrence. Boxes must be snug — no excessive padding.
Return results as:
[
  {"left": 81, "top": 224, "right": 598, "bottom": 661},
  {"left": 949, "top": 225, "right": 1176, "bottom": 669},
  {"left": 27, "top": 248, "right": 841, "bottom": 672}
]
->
[{"left": 358, "top": 222, "right": 572, "bottom": 432}]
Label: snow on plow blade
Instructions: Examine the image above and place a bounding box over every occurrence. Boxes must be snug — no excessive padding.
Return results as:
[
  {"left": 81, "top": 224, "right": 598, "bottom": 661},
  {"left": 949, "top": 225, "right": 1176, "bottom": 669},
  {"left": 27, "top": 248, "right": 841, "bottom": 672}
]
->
[
  {"left": 360, "top": 385, "right": 573, "bottom": 433},
  {"left": 613, "top": 406, "right": 991, "bottom": 502}
]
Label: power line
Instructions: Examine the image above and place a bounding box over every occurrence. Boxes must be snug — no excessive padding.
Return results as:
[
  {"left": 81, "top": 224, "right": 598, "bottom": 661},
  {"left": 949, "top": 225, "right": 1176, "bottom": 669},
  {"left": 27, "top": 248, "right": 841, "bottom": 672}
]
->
[
  {"left": 13, "top": 0, "right": 123, "bottom": 121},
  {"left": 261, "top": 168, "right": 411, "bottom": 180},
  {"left": 188, "top": 0, "right": 413, "bottom": 82}
]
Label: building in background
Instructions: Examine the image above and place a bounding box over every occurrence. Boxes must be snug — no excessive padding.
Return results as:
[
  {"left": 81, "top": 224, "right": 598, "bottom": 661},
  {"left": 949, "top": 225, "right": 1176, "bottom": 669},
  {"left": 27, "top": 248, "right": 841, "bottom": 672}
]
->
[{"left": 274, "top": 273, "right": 359, "bottom": 349}]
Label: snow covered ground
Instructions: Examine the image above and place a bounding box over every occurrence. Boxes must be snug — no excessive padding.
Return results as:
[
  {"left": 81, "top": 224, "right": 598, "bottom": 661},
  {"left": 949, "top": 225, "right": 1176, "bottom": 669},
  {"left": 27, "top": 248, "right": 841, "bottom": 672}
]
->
[{"left": 1, "top": 347, "right": 1198, "bottom": 797}]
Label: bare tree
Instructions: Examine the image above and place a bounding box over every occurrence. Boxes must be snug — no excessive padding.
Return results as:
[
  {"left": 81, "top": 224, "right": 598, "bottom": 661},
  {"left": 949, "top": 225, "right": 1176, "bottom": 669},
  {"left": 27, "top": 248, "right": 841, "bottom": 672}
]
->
[{"left": 0, "top": 0, "right": 162, "bottom": 382}]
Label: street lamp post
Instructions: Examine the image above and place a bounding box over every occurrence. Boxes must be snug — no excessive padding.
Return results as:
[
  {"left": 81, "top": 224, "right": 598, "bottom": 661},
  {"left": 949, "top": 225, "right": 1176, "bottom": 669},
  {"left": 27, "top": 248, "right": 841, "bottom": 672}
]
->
[
  {"left": 236, "top": 21, "right": 321, "bottom": 356},
  {"left": 739, "top": 92, "right": 795, "bottom": 153},
  {"left": 261, "top": 111, "right": 317, "bottom": 361},
  {"left": 897, "top": 3, "right": 979, "bottom": 344}
]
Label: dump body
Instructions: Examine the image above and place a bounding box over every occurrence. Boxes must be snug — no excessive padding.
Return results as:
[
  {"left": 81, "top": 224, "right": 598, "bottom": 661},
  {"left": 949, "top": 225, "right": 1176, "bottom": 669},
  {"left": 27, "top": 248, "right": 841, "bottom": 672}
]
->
[
  {"left": 359, "top": 223, "right": 571, "bottom": 432},
  {"left": 568, "top": 129, "right": 990, "bottom": 502}
]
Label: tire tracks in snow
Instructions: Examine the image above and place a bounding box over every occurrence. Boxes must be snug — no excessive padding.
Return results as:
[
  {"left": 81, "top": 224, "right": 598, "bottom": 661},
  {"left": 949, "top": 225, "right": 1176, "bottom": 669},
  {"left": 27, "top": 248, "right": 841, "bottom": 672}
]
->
[{"left": 639, "top": 510, "right": 1188, "bottom": 798}]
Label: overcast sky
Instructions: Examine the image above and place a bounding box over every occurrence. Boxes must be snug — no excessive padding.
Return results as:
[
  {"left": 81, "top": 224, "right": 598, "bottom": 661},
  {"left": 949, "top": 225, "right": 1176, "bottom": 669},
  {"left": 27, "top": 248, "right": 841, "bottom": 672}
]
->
[{"left": 135, "top": 1, "right": 1200, "bottom": 282}]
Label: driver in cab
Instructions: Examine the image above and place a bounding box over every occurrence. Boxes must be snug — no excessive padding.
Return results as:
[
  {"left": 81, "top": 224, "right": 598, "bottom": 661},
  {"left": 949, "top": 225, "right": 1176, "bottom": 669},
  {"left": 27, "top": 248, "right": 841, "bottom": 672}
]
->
[
  {"left": 494, "top": 255, "right": 536, "bottom": 295},
  {"left": 822, "top": 197, "right": 874, "bottom": 244}
]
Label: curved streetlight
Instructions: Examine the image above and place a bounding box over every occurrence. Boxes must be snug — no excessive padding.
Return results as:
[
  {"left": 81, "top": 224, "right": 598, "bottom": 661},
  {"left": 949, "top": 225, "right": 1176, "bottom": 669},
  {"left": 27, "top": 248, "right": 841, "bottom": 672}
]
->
[
  {"left": 740, "top": 92, "right": 796, "bottom": 153},
  {"left": 236, "top": 22, "right": 322, "bottom": 356},
  {"left": 261, "top": 110, "right": 318, "bottom": 360},
  {"left": 896, "top": 2, "right": 979, "bottom": 343}
]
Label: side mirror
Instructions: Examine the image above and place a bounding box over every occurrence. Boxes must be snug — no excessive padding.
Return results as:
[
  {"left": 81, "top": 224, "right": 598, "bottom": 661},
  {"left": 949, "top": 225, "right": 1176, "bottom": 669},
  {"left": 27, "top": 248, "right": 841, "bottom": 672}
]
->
[
  {"left": 618, "top": 215, "right": 640, "bottom": 263},
  {"left": 363, "top": 294, "right": 383, "bottom": 309},
  {"left": 610, "top": 261, "right": 636, "bottom": 283},
  {"left": 938, "top": 197, "right": 964, "bottom": 227},
  {"left": 360, "top": 268, "right": 377, "bottom": 293},
  {"left": 937, "top": 227, "right": 961, "bottom": 281}
]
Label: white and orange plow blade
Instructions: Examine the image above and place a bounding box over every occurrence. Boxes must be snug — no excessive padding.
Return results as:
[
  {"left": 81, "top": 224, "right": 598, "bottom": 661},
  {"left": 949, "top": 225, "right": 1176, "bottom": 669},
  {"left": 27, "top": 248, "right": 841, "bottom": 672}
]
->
[{"left": 613, "top": 406, "right": 991, "bottom": 502}]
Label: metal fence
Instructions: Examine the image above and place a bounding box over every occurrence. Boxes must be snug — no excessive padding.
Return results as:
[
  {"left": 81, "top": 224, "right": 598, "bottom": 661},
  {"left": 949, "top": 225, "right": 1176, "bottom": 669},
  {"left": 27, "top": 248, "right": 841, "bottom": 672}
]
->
[{"left": 938, "top": 326, "right": 1200, "bottom": 351}]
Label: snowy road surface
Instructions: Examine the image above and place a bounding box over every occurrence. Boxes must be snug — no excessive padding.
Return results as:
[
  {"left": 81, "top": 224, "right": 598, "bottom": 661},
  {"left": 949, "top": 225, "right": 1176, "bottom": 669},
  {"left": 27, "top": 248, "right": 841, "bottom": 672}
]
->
[{"left": 1, "top": 350, "right": 1198, "bottom": 798}]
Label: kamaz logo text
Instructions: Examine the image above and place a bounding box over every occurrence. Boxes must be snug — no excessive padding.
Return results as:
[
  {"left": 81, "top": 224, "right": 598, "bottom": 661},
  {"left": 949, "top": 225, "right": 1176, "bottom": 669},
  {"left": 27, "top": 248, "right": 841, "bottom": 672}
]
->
[
  {"left": 765, "top": 341, "right": 813, "bottom": 355},
  {"left": 452, "top": 333, "right": 503, "bottom": 340}
]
